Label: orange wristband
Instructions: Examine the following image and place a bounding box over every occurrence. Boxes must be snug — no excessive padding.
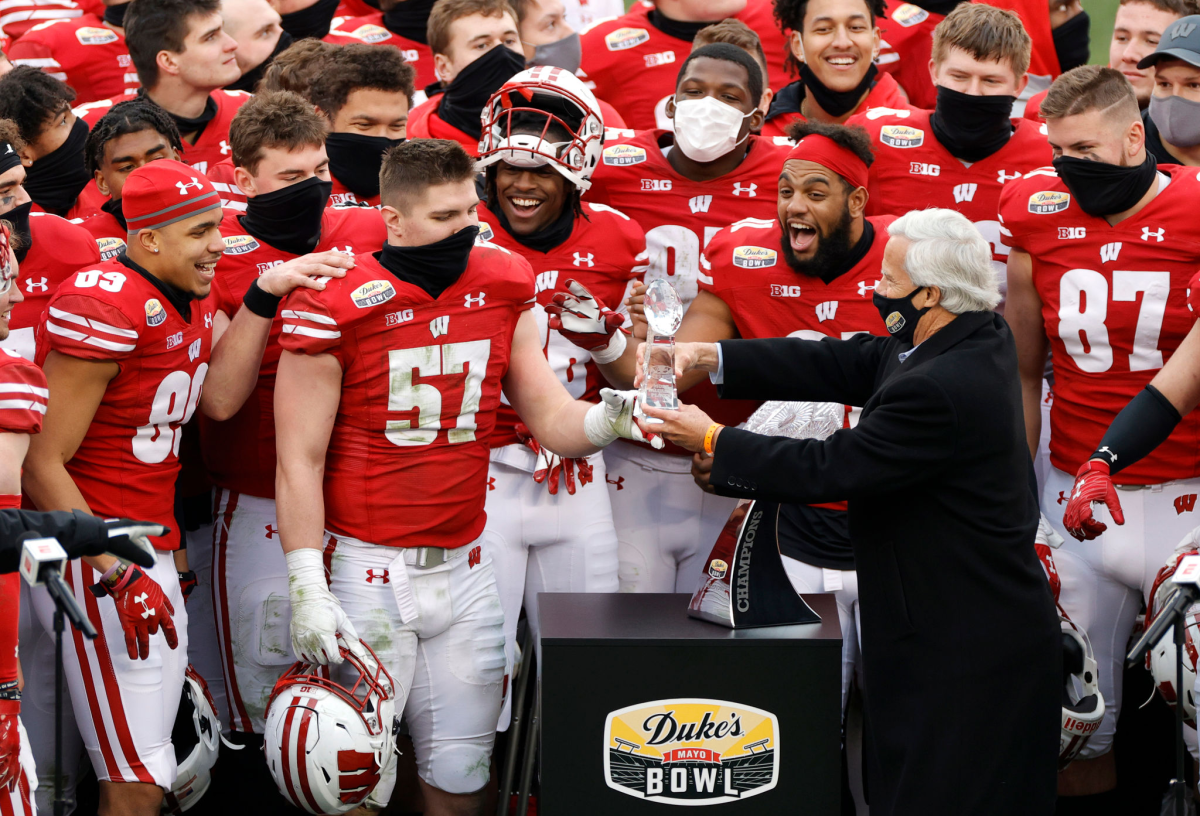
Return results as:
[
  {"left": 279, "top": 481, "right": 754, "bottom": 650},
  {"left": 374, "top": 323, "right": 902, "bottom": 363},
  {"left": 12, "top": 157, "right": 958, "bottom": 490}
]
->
[{"left": 704, "top": 423, "right": 723, "bottom": 455}]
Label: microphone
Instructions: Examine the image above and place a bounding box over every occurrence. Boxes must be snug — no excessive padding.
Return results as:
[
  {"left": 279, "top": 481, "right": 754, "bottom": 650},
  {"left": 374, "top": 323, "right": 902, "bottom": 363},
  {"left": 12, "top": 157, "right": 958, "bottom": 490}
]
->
[
  {"left": 18, "top": 533, "right": 96, "bottom": 639},
  {"left": 1127, "top": 554, "right": 1200, "bottom": 667}
]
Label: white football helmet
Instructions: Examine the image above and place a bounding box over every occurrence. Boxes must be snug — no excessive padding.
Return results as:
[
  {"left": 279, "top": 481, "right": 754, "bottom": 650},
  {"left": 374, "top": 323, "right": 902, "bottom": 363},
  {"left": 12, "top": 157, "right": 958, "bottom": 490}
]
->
[
  {"left": 1145, "top": 547, "right": 1200, "bottom": 727},
  {"left": 1059, "top": 616, "right": 1105, "bottom": 769},
  {"left": 477, "top": 65, "right": 605, "bottom": 191},
  {"left": 162, "top": 666, "right": 222, "bottom": 814},
  {"left": 264, "top": 640, "right": 397, "bottom": 815}
]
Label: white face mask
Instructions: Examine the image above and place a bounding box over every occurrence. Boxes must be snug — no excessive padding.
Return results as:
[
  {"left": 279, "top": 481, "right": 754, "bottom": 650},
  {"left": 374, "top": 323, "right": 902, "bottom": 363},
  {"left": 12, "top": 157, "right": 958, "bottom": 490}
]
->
[{"left": 672, "top": 96, "right": 752, "bottom": 163}]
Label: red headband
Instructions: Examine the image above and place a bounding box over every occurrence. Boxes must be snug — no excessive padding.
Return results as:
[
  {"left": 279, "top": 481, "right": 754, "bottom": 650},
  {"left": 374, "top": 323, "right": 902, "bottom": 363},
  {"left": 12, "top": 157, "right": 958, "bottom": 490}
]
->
[{"left": 785, "top": 133, "right": 869, "bottom": 191}]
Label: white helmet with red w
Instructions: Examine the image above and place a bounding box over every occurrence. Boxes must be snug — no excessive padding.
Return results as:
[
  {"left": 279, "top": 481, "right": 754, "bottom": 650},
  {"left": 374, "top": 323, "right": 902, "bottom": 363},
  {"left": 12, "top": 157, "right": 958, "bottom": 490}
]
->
[
  {"left": 1145, "top": 543, "right": 1200, "bottom": 727},
  {"left": 477, "top": 65, "right": 605, "bottom": 191},
  {"left": 263, "top": 639, "right": 397, "bottom": 814}
]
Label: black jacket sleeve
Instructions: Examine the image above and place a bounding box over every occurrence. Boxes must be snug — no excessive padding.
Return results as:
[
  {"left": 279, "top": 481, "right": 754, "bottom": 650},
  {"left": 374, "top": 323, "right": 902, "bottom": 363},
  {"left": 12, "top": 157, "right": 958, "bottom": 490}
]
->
[
  {"left": 0, "top": 510, "right": 107, "bottom": 574},
  {"left": 711, "top": 372, "right": 958, "bottom": 503},
  {"left": 717, "top": 334, "right": 890, "bottom": 406}
]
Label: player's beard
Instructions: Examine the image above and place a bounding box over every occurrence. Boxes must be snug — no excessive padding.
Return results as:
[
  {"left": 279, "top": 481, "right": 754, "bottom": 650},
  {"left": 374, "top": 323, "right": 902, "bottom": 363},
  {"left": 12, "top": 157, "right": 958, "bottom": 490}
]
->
[{"left": 779, "top": 207, "right": 855, "bottom": 277}]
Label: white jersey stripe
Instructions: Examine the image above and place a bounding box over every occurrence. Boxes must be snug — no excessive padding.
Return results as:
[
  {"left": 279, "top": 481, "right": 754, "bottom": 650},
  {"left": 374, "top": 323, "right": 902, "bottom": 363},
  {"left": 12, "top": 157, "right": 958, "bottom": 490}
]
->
[
  {"left": 0, "top": 382, "right": 49, "bottom": 398},
  {"left": 0, "top": 400, "right": 47, "bottom": 413},
  {"left": 281, "top": 309, "right": 337, "bottom": 326},
  {"left": 46, "top": 321, "right": 138, "bottom": 352},
  {"left": 281, "top": 324, "right": 341, "bottom": 340},
  {"left": 48, "top": 307, "right": 139, "bottom": 339}
]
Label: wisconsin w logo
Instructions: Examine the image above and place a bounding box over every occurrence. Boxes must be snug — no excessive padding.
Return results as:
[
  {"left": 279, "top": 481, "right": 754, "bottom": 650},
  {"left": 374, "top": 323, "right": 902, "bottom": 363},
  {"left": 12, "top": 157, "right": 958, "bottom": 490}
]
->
[
  {"left": 430, "top": 315, "right": 449, "bottom": 338},
  {"left": 815, "top": 301, "right": 838, "bottom": 322},
  {"left": 689, "top": 195, "right": 712, "bottom": 214},
  {"left": 535, "top": 270, "right": 558, "bottom": 293},
  {"left": 1100, "top": 242, "right": 1122, "bottom": 263},
  {"left": 953, "top": 183, "right": 977, "bottom": 203},
  {"left": 1176, "top": 494, "right": 1197, "bottom": 515}
]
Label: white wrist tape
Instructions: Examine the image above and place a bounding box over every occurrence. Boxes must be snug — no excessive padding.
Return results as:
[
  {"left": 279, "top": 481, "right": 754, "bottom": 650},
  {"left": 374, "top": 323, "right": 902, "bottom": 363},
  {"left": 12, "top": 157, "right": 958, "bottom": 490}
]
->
[
  {"left": 286, "top": 548, "right": 328, "bottom": 600},
  {"left": 584, "top": 401, "right": 618, "bottom": 448},
  {"left": 590, "top": 330, "right": 627, "bottom": 366}
]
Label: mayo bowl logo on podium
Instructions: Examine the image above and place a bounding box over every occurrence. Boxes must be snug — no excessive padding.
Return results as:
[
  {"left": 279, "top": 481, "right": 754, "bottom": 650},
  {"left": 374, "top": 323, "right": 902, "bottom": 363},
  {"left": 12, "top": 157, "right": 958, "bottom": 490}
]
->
[{"left": 604, "top": 699, "right": 779, "bottom": 805}]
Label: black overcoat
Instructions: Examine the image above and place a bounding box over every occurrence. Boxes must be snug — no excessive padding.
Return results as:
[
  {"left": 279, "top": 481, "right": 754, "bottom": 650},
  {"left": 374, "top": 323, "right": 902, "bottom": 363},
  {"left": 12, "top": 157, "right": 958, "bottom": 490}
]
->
[{"left": 710, "top": 311, "right": 1060, "bottom": 816}]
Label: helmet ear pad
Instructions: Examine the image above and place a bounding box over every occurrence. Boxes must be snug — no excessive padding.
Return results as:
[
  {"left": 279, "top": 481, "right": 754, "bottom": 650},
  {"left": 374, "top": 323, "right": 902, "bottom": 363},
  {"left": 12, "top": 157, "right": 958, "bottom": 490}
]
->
[{"left": 1062, "top": 631, "right": 1085, "bottom": 679}]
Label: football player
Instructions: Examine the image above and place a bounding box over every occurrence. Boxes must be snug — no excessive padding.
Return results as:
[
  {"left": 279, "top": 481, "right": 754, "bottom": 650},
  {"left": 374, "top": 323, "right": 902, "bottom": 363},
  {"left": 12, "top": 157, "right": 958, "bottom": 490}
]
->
[
  {"left": 584, "top": 43, "right": 789, "bottom": 593},
  {"left": 1002, "top": 65, "right": 1200, "bottom": 806},
  {"left": 0, "top": 0, "right": 83, "bottom": 42},
  {"left": 873, "top": 0, "right": 944, "bottom": 110},
  {"left": 1139, "top": 15, "right": 1200, "bottom": 166},
  {"left": 274, "top": 138, "right": 654, "bottom": 815},
  {"left": 221, "top": 0, "right": 291, "bottom": 93},
  {"left": 406, "top": 0, "right": 526, "bottom": 154},
  {"left": 7, "top": 0, "right": 139, "bottom": 106},
  {"left": 764, "top": 0, "right": 906, "bottom": 139},
  {"left": 0, "top": 118, "right": 100, "bottom": 360},
  {"left": 79, "top": 97, "right": 184, "bottom": 253},
  {"left": 475, "top": 67, "right": 644, "bottom": 728},
  {"left": 20, "top": 161, "right": 351, "bottom": 816},
  {"left": 692, "top": 18, "right": 774, "bottom": 117},
  {"left": 257, "top": 36, "right": 337, "bottom": 96},
  {"left": 276, "top": 0, "right": 340, "bottom": 40},
  {"left": 578, "top": 0, "right": 789, "bottom": 131},
  {"left": 324, "top": 0, "right": 439, "bottom": 93},
  {"left": 852, "top": 3, "right": 1050, "bottom": 303},
  {"left": 0, "top": 66, "right": 90, "bottom": 217}
]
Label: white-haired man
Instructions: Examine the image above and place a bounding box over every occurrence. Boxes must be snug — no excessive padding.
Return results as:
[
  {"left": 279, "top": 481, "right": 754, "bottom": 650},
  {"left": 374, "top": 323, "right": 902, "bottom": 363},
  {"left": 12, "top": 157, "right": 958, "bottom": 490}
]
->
[{"left": 642, "top": 208, "right": 1060, "bottom": 816}]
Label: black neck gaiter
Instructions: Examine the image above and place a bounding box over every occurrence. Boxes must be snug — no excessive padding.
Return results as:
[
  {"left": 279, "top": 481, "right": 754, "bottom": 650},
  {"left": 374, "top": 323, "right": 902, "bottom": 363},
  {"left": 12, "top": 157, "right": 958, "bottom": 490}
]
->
[
  {"left": 799, "top": 62, "right": 877, "bottom": 118},
  {"left": 103, "top": 1, "right": 129, "bottom": 28},
  {"left": 326, "top": 133, "right": 404, "bottom": 199},
  {"left": 117, "top": 251, "right": 196, "bottom": 321},
  {"left": 494, "top": 197, "right": 576, "bottom": 253},
  {"left": 647, "top": 9, "right": 715, "bottom": 41},
  {"left": 437, "top": 45, "right": 526, "bottom": 139},
  {"left": 102, "top": 197, "right": 127, "bottom": 231},
  {"left": 1053, "top": 11, "right": 1090, "bottom": 73},
  {"left": 383, "top": 0, "right": 435, "bottom": 43},
  {"left": 24, "top": 118, "right": 90, "bottom": 216},
  {"left": 168, "top": 94, "right": 217, "bottom": 140},
  {"left": 226, "top": 31, "right": 293, "bottom": 93},
  {"left": 378, "top": 225, "right": 479, "bottom": 299},
  {"left": 240, "top": 177, "right": 332, "bottom": 256},
  {"left": 929, "top": 85, "right": 1015, "bottom": 162},
  {"left": 5, "top": 202, "right": 32, "bottom": 264},
  {"left": 1052, "top": 154, "right": 1158, "bottom": 217},
  {"left": 279, "top": 0, "right": 339, "bottom": 40}
]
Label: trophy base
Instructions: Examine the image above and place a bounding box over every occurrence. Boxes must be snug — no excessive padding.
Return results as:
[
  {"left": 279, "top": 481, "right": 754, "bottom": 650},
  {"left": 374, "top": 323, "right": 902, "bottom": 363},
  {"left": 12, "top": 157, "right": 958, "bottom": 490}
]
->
[{"left": 687, "top": 501, "right": 822, "bottom": 629}]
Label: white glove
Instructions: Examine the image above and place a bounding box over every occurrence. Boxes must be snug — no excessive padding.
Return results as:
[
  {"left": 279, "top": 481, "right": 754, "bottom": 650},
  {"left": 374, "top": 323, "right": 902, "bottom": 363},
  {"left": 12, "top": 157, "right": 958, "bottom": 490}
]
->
[
  {"left": 1175, "top": 525, "right": 1200, "bottom": 558},
  {"left": 286, "top": 548, "right": 360, "bottom": 665},
  {"left": 584, "top": 388, "right": 663, "bottom": 449},
  {"left": 1035, "top": 513, "right": 1064, "bottom": 550}
]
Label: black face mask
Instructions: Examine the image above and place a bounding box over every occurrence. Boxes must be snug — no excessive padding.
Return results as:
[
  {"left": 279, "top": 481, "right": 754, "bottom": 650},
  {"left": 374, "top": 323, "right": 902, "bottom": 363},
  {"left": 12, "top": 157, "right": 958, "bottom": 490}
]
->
[
  {"left": 226, "top": 31, "right": 293, "bottom": 93},
  {"left": 240, "top": 177, "right": 332, "bottom": 256},
  {"left": 326, "top": 132, "right": 404, "bottom": 200},
  {"left": 1052, "top": 154, "right": 1157, "bottom": 217},
  {"left": 383, "top": 0, "right": 435, "bottom": 43},
  {"left": 101, "top": 197, "right": 127, "bottom": 231},
  {"left": 23, "top": 117, "right": 90, "bottom": 216},
  {"left": 493, "top": 193, "right": 576, "bottom": 253},
  {"left": 873, "top": 286, "right": 930, "bottom": 343},
  {"left": 930, "top": 85, "right": 1015, "bottom": 162},
  {"left": 1053, "top": 11, "right": 1090, "bottom": 73},
  {"left": 379, "top": 225, "right": 479, "bottom": 299},
  {"left": 5, "top": 202, "right": 31, "bottom": 264},
  {"left": 438, "top": 45, "right": 527, "bottom": 139},
  {"left": 103, "top": 1, "right": 129, "bottom": 28},
  {"left": 799, "top": 61, "right": 877, "bottom": 118},
  {"left": 279, "top": 0, "right": 339, "bottom": 40}
]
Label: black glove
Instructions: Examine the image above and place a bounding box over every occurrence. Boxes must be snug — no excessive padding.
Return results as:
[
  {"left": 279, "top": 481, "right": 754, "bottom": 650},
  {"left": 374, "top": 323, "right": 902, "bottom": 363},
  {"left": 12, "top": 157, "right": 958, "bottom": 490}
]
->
[
  {"left": 0, "top": 510, "right": 162, "bottom": 573},
  {"left": 87, "top": 518, "right": 166, "bottom": 568}
]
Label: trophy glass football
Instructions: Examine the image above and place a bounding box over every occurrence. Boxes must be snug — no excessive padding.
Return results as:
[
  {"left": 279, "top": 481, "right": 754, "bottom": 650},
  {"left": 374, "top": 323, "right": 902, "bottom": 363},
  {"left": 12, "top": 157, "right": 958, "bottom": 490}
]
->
[{"left": 639, "top": 278, "right": 684, "bottom": 422}]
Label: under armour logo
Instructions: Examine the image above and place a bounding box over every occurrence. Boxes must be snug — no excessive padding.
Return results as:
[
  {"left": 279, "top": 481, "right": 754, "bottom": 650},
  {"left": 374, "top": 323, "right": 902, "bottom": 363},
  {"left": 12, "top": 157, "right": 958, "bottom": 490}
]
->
[
  {"left": 573, "top": 252, "right": 594, "bottom": 267},
  {"left": 264, "top": 524, "right": 277, "bottom": 539},
  {"left": 606, "top": 475, "right": 624, "bottom": 490},
  {"left": 365, "top": 569, "right": 390, "bottom": 584},
  {"left": 857, "top": 280, "right": 878, "bottom": 297},
  {"left": 204, "top": 313, "right": 213, "bottom": 329},
  {"left": 464, "top": 292, "right": 485, "bottom": 308},
  {"left": 134, "top": 592, "right": 155, "bottom": 619},
  {"left": 1172, "top": 21, "right": 1197, "bottom": 38},
  {"left": 1098, "top": 446, "right": 1117, "bottom": 462},
  {"left": 733, "top": 182, "right": 757, "bottom": 197},
  {"left": 176, "top": 178, "right": 203, "bottom": 195},
  {"left": 24, "top": 277, "right": 48, "bottom": 293},
  {"left": 219, "top": 140, "right": 230, "bottom": 156},
  {"left": 1142, "top": 227, "right": 1165, "bottom": 242},
  {"left": 1056, "top": 491, "right": 1067, "bottom": 505},
  {"left": 467, "top": 545, "right": 482, "bottom": 568},
  {"left": 3, "top": 144, "right": 10, "bottom": 154},
  {"left": 329, "top": 245, "right": 355, "bottom": 257},
  {"left": 487, "top": 476, "right": 496, "bottom": 491},
  {"left": 997, "top": 170, "right": 1022, "bottom": 184}
]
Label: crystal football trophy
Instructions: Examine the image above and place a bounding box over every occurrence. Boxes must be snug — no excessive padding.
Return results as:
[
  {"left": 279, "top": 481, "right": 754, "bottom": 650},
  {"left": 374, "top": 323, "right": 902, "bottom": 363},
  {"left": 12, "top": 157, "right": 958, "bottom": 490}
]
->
[
  {"left": 687, "top": 401, "right": 843, "bottom": 628},
  {"left": 639, "top": 278, "right": 683, "bottom": 422}
]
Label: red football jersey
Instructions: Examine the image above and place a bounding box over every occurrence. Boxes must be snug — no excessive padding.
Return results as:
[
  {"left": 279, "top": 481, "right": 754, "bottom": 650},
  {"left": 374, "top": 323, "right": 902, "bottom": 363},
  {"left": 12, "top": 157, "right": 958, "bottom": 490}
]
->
[
  {"left": 279, "top": 243, "right": 536, "bottom": 549},
  {"left": 9, "top": 16, "right": 138, "bottom": 105},
  {"left": 578, "top": 0, "right": 790, "bottom": 132},
  {"left": 853, "top": 107, "right": 1051, "bottom": 296},
  {"left": 199, "top": 206, "right": 386, "bottom": 499},
  {"left": 875, "top": 0, "right": 941, "bottom": 111},
  {"left": 999, "top": 165, "right": 1200, "bottom": 484},
  {"left": 585, "top": 128, "right": 789, "bottom": 453},
  {"left": 477, "top": 201, "right": 645, "bottom": 447},
  {"left": 35, "top": 259, "right": 215, "bottom": 549},
  {"left": 1022, "top": 88, "right": 1047, "bottom": 122},
  {"left": 759, "top": 72, "right": 909, "bottom": 140},
  {"left": 2, "top": 212, "right": 102, "bottom": 360},
  {"left": 0, "top": 0, "right": 83, "bottom": 41},
  {"left": 407, "top": 96, "right": 479, "bottom": 156},
  {"left": 78, "top": 208, "right": 129, "bottom": 261},
  {"left": 323, "top": 14, "right": 437, "bottom": 93}
]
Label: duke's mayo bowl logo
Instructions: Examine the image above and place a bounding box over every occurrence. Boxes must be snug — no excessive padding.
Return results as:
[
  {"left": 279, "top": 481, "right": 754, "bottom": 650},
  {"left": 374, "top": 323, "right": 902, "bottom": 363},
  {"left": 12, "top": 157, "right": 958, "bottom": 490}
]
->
[
  {"left": 144, "top": 298, "right": 167, "bottom": 327},
  {"left": 885, "top": 311, "right": 905, "bottom": 334},
  {"left": 350, "top": 279, "right": 396, "bottom": 308},
  {"left": 96, "top": 236, "right": 126, "bottom": 261},
  {"left": 604, "top": 699, "right": 780, "bottom": 805},
  {"left": 603, "top": 144, "right": 647, "bottom": 166},
  {"left": 880, "top": 125, "right": 924, "bottom": 148},
  {"left": 708, "top": 559, "right": 728, "bottom": 579},
  {"left": 891, "top": 3, "right": 930, "bottom": 26},
  {"left": 732, "top": 246, "right": 777, "bottom": 269},
  {"left": 351, "top": 24, "right": 390, "bottom": 43},
  {"left": 606, "top": 27, "right": 650, "bottom": 51},
  {"left": 1028, "top": 190, "right": 1071, "bottom": 214},
  {"left": 222, "top": 234, "right": 260, "bottom": 254},
  {"left": 77, "top": 26, "right": 119, "bottom": 45},
  {"left": 476, "top": 222, "right": 495, "bottom": 242}
]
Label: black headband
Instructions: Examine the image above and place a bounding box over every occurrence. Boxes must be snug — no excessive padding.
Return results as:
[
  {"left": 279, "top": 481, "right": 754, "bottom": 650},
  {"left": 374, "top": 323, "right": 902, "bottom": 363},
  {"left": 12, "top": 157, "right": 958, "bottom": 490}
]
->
[{"left": 0, "top": 142, "right": 20, "bottom": 176}]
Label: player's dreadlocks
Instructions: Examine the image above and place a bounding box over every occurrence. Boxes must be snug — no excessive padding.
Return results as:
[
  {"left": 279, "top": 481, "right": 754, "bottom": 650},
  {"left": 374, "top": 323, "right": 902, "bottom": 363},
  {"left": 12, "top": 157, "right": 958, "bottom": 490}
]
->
[
  {"left": 773, "top": 0, "right": 886, "bottom": 74},
  {"left": 786, "top": 120, "right": 875, "bottom": 192},
  {"left": 84, "top": 98, "right": 184, "bottom": 176},
  {"left": 0, "top": 66, "right": 77, "bottom": 145}
]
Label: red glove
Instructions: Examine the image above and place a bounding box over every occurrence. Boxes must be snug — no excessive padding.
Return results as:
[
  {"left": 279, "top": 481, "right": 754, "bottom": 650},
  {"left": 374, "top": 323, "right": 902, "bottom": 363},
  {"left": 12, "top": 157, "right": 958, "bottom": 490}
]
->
[
  {"left": 1189, "top": 270, "right": 1200, "bottom": 314},
  {"left": 91, "top": 566, "right": 179, "bottom": 660},
  {"left": 178, "top": 570, "right": 197, "bottom": 602},
  {"left": 0, "top": 713, "right": 19, "bottom": 790},
  {"left": 515, "top": 423, "right": 588, "bottom": 496},
  {"left": 1063, "top": 459, "right": 1126, "bottom": 541},
  {"left": 545, "top": 280, "right": 627, "bottom": 351}
]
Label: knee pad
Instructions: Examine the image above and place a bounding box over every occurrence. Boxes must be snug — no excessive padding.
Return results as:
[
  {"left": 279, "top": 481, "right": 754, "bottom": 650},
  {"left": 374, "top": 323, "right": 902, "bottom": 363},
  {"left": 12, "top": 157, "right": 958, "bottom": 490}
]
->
[{"left": 423, "top": 742, "right": 493, "bottom": 795}]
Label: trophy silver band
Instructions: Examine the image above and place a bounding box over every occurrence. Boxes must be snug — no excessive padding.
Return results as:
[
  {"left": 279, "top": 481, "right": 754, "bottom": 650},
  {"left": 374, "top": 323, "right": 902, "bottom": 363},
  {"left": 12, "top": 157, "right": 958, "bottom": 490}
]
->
[{"left": 639, "top": 278, "right": 683, "bottom": 420}]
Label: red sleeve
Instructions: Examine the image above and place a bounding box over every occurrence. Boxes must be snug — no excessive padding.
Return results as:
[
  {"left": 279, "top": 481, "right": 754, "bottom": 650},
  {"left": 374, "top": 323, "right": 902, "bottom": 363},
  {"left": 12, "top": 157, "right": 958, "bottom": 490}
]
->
[
  {"left": 698, "top": 227, "right": 732, "bottom": 295},
  {"left": 0, "top": 493, "right": 19, "bottom": 712},
  {"left": 43, "top": 290, "right": 140, "bottom": 362},
  {"left": 7, "top": 38, "right": 60, "bottom": 75},
  {"left": 0, "top": 352, "right": 47, "bottom": 434},
  {"left": 279, "top": 286, "right": 346, "bottom": 359},
  {"left": 997, "top": 175, "right": 1055, "bottom": 255}
]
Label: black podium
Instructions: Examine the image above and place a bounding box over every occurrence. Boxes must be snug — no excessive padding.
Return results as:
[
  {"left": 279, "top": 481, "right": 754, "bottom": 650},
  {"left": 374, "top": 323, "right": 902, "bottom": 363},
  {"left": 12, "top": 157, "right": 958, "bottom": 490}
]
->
[{"left": 538, "top": 593, "right": 843, "bottom": 815}]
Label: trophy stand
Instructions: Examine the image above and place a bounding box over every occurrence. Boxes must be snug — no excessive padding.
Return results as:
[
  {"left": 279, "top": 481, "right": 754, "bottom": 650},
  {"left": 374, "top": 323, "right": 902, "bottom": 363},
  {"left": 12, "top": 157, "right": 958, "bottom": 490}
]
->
[{"left": 639, "top": 279, "right": 683, "bottom": 419}]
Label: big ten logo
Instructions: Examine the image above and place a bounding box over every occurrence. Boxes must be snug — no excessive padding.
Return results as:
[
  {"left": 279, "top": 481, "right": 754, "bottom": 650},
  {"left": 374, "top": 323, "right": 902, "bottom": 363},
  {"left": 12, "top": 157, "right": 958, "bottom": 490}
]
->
[
  {"left": 770, "top": 284, "right": 801, "bottom": 298},
  {"left": 257, "top": 260, "right": 283, "bottom": 275},
  {"left": 386, "top": 309, "right": 414, "bottom": 326},
  {"left": 909, "top": 162, "right": 939, "bottom": 177},
  {"left": 641, "top": 179, "right": 672, "bottom": 192},
  {"left": 644, "top": 51, "right": 676, "bottom": 68}
]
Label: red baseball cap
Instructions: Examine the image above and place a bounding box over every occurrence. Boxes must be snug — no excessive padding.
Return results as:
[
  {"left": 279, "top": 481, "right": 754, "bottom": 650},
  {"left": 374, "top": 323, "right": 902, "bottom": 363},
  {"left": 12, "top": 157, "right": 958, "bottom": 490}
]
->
[{"left": 123, "top": 159, "right": 222, "bottom": 233}]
